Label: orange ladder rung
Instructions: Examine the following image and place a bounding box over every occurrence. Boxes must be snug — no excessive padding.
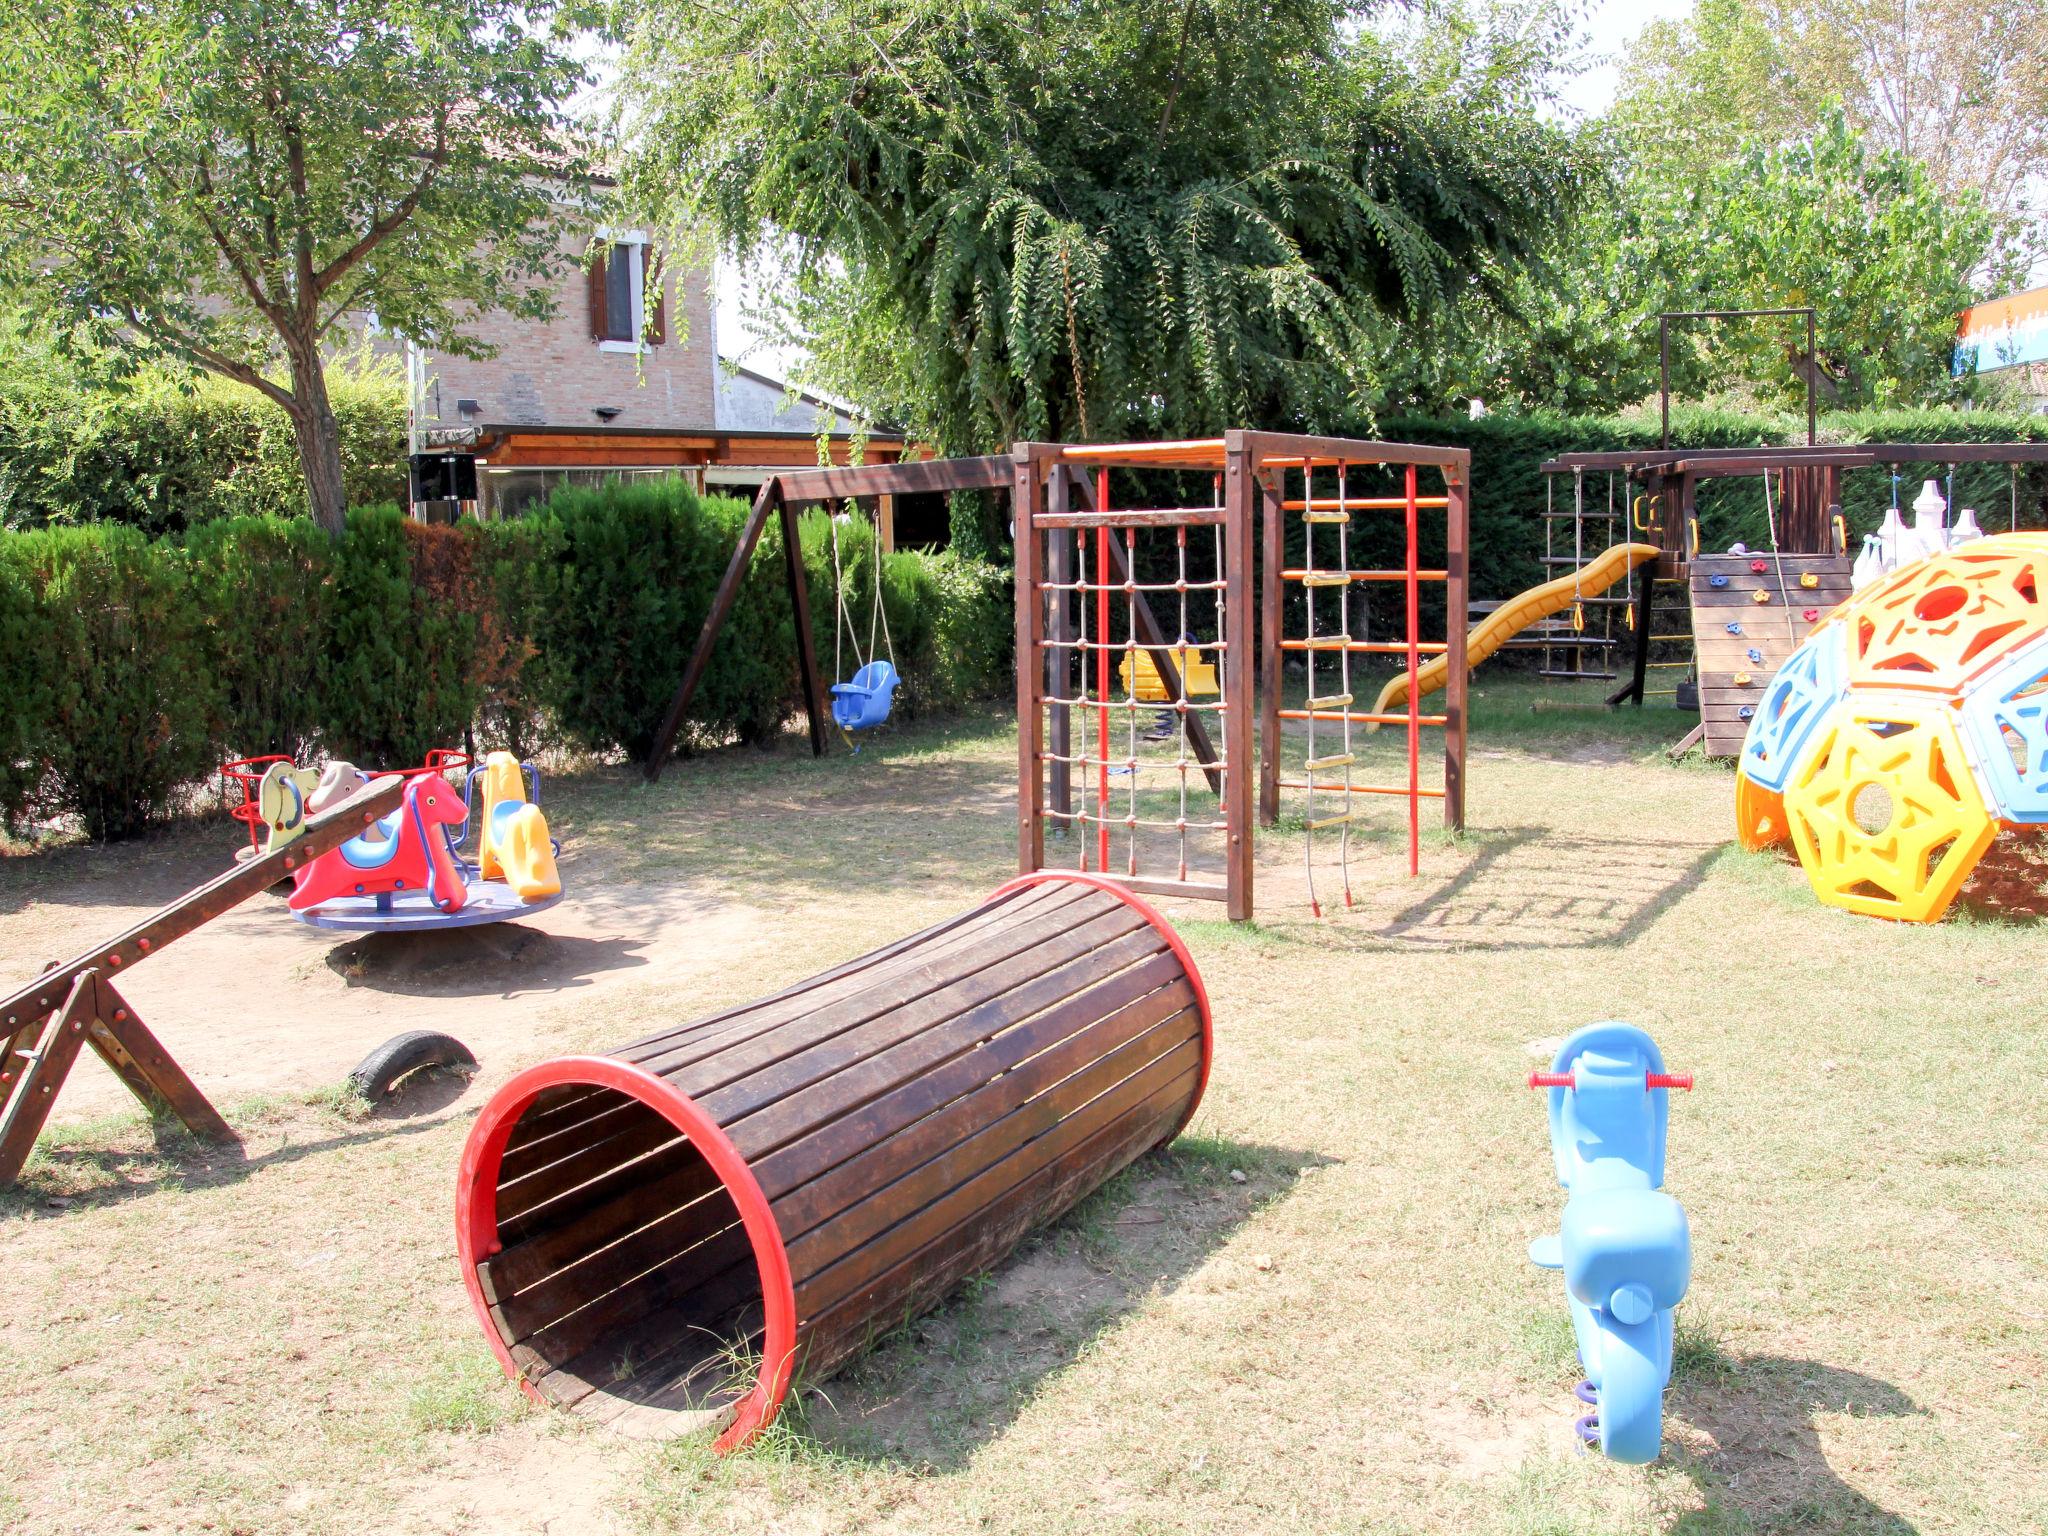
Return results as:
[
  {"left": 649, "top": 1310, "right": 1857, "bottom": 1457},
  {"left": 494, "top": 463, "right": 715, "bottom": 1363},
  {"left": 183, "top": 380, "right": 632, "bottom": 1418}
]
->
[
  {"left": 1280, "top": 780, "right": 1447, "bottom": 799},
  {"left": 1284, "top": 497, "right": 1451, "bottom": 510}
]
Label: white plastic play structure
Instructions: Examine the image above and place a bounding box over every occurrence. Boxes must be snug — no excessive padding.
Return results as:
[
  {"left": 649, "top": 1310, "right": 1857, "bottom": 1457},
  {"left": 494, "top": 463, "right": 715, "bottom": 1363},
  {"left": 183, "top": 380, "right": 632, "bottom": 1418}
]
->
[{"left": 1852, "top": 478, "right": 1988, "bottom": 590}]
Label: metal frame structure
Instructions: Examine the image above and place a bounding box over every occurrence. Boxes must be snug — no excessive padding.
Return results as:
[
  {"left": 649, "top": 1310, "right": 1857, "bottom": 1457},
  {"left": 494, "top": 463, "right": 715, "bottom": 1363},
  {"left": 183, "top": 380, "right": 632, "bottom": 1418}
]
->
[{"left": 1658, "top": 307, "right": 1819, "bottom": 451}]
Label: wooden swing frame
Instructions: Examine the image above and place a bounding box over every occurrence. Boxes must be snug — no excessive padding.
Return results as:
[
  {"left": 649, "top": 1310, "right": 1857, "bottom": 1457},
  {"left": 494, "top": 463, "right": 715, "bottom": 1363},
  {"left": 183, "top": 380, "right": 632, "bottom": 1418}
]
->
[{"left": 642, "top": 456, "right": 1017, "bottom": 781}]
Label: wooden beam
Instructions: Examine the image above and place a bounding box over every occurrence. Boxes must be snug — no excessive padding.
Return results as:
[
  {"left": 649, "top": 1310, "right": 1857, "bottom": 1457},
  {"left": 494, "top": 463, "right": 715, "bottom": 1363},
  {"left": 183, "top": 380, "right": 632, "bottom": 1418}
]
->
[
  {"left": 1013, "top": 447, "right": 1048, "bottom": 876},
  {"left": 774, "top": 455, "right": 1014, "bottom": 507},
  {"left": 778, "top": 488, "right": 828, "bottom": 757},
  {"left": 1442, "top": 462, "right": 1470, "bottom": 833},
  {"left": 0, "top": 775, "right": 404, "bottom": 1028},
  {"left": 643, "top": 479, "right": 784, "bottom": 782},
  {"left": 1222, "top": 443, "right": 1256, "bottom": 922}
]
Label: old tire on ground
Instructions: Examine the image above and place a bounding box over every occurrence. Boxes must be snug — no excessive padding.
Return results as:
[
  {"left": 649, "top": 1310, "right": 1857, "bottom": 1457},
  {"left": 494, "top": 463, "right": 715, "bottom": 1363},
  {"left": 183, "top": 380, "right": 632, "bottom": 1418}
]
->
[
  {"left": 351, "top": 1029, "right": 478, "bottom": 1099},
  {"left": 454, "top": 872, "right": 1212, "bottom": 1453}
]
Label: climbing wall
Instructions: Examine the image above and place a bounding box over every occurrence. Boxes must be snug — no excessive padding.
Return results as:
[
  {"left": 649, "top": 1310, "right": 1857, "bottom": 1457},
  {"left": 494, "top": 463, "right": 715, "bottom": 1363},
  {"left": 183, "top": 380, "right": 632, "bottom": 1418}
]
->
[{"left": 1691, "top": 553, "right": 1854, "bottom": 757}]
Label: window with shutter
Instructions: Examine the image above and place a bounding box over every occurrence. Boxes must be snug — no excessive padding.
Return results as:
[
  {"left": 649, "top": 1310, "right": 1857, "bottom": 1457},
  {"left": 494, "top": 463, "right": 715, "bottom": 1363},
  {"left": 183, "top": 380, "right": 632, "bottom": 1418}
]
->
[{"left": 590, "top": 239, "right": 657, "bottom": 349}]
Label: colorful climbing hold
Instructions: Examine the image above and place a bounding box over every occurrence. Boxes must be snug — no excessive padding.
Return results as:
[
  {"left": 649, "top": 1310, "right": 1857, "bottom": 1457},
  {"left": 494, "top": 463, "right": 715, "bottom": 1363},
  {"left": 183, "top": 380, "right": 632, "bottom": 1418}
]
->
[
  {"left": 1799, "top": 572, "right": 1819, "bottom": 589},
  {"left": 1709, "top": 574, "right": 1729, "bottom": 590},
  {"left": 1725, "top": 622, "right": 1743, "bottom": 635},
  {"left": 1750, "top": 558, "right": 1769, "bottom": 574},
  {"left": 1752, "top": 589, "right": 1772, "bottom": 604}
]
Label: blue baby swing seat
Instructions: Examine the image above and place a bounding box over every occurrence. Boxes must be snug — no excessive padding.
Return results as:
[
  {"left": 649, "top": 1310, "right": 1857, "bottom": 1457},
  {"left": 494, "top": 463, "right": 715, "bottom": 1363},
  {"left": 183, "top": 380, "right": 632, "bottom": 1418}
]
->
[
  {"left": 832, "top": 659, "right": 899, "bottom": 730},
  {"left": 828, "top": 506, "right": 900, "bottom": 737}
]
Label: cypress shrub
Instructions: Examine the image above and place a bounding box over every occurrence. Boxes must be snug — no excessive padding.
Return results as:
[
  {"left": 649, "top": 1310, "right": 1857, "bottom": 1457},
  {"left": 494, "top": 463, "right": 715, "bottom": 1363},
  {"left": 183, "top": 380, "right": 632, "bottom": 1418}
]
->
[{"left": 2, "top": 526, "right": 218, "bottom": 839}]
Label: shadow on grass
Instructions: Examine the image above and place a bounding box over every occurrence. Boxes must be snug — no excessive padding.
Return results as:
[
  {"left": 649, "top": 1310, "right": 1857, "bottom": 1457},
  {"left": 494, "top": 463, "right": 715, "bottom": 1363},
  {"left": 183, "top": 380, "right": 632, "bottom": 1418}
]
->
[
  {"left": 773, "top": 1133, "right": 1329, "bottom": 1474},
  {"left": 1669, "top": 1357, "right": 1926, "bottom": 1535},
  {"left": 0, "top": 1090, "right": 469, "bottom": 1220},
  {"left": 1266, "top": 825, "right": 1721, "bottom": 952}
]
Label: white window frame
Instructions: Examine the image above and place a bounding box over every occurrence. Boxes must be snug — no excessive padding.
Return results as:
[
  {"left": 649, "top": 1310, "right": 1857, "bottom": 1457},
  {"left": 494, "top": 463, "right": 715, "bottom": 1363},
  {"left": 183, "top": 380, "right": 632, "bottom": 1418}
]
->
[{"left": 596, "top": 228, "right": 650, "bottom": 354}]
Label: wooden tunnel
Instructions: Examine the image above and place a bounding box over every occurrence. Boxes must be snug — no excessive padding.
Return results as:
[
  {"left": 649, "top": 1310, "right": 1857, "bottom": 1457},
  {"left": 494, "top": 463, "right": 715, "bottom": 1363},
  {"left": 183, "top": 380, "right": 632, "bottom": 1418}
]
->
[{"left": 455, "top": 872, "right": 1212, "bottom": 1450}]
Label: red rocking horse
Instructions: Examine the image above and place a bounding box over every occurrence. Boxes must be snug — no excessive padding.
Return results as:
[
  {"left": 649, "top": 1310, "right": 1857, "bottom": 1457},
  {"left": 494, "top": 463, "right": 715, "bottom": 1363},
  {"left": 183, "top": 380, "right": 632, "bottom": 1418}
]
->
[{"left": 289, "top": 772, "right": 470, "bottom": 917}]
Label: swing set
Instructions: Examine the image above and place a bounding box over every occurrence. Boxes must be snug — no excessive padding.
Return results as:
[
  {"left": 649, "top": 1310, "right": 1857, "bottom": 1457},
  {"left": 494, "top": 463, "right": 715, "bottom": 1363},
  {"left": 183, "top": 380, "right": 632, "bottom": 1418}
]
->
[{"left": 642, "top": 454, "right": 1018, "bottom": 781}]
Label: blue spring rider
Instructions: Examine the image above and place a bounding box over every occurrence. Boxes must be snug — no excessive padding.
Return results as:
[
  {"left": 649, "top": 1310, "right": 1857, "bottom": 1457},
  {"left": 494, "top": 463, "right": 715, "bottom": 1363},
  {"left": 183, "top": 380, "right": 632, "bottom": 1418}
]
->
[
  {"left": 1527, "top": 1022, "right": 1693, "bottom": 1464},
  {"left": 827, "top": 509, "right": 899, "bottom": 737}
]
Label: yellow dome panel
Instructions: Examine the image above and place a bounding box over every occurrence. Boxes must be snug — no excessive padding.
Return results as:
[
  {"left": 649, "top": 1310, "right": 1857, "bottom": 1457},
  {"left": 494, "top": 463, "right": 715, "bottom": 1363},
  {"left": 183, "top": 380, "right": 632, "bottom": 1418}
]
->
[{"left": 1782, "top": 698, "right": 1997, "bottom": 922}]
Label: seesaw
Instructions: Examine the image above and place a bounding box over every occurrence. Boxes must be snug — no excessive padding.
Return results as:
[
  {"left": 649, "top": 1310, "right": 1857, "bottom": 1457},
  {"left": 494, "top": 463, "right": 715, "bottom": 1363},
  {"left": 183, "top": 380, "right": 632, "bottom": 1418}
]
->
[{"left": 0, "top": 775, "right": 406, "bottom": 1185}]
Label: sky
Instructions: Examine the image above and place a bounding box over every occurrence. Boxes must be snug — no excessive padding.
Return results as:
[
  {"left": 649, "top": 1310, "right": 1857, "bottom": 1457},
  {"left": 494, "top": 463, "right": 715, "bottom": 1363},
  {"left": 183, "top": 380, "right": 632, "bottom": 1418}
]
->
[{"left": 715, "top": 0, "right": 1703, "bottom": 382}]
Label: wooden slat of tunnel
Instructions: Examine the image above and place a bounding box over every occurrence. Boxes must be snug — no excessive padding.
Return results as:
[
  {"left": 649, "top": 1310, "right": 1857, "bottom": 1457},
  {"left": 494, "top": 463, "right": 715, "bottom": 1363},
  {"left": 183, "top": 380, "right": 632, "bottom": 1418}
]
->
[
  {"left": 468, "top": 879, "right": 1207, "bottom": 1437},
  {"left": 497, "top": 884, "right": 1093, "bottom": 1156}
]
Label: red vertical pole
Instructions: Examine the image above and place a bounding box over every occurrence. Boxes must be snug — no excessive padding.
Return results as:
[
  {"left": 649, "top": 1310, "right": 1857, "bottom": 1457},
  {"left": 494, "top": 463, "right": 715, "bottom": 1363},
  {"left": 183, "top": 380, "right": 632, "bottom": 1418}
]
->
[
  {"left": 1096, "top": 468, "right": 1112, "bottom": 872},
  {"left": 1404, "top": 462, "right": 1420, "bottom": 878}
]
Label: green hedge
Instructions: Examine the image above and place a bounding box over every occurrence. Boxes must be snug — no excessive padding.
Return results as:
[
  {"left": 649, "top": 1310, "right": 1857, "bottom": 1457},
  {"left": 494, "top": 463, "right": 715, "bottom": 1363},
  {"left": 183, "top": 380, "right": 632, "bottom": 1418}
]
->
[{"left": 0, "top": 481, "right": 1011, "bottom": 840}]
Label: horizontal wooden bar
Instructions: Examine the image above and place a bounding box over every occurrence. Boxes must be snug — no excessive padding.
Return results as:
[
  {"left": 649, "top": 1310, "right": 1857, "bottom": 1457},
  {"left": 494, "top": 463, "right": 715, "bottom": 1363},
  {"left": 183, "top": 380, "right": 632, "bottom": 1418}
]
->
[
  {"left": 1280, "top": 781, "right": 1448, "bottom": 798},
  {"left": 1035, "top": 508, "right": 1227, "bottom": 528},
  {"left": 1282, "top": 570, "right": 1450, "bottom": 583},
  {"left": 773, "top": 455, "right": 1014, "bottom": 506},
  {"left": 1279, "top": 710, "right": 1448, "bottom": 726},
  {"left": 1232, "top": 430, "right": 1471, "bottom": 471}
]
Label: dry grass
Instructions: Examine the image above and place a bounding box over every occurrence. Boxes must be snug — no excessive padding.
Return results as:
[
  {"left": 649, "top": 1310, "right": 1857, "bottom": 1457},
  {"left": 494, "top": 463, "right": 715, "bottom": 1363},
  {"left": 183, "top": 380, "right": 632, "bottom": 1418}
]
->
[{"left": 2, "top": 677, "right": 2044, "bottom": 1535}]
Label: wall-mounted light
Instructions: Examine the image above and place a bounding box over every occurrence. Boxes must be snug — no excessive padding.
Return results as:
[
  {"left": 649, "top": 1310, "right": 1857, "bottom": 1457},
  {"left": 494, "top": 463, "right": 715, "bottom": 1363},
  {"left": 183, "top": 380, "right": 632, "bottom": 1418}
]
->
[
  {"left": 594, "top": 406, "right": 623, "bottom": 423},
  {"left": 457, "top": 398, "right": 481, "bottom": 417}
]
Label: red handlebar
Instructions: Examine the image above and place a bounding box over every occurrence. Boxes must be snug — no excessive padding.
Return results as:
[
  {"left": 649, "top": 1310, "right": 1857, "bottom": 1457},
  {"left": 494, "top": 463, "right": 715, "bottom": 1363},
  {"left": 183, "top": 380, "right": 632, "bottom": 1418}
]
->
[{"left": 1527, "top": 1070, "right": 1693, "bottom": 1091}]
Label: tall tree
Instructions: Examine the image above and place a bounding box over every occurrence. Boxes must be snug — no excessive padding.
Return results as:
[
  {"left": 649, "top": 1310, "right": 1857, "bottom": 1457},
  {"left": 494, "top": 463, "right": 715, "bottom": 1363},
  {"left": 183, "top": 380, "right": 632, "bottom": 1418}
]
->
[
  {"left": 1616, "top": 0, "right": 2048, "bottom": 277},
  {"left": 614, "top": 0, "right": 1589, "bottom": 453},
  {"left": 0, "top": 0, "right": 590, "bottom": 535}
]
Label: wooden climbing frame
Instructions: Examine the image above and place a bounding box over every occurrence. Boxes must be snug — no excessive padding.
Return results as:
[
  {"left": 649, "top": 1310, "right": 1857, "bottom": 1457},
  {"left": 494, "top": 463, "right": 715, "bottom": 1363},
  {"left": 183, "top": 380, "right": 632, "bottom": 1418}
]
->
[
  {"left": 1015, "top": 440, "right": 1255, "bottom": 920},
  {"left": 0, "top": 774, "right": 406, "bottom": 1185},
  {"left": 1015, "top": 432, "right": 1470, "bottom": 922}
]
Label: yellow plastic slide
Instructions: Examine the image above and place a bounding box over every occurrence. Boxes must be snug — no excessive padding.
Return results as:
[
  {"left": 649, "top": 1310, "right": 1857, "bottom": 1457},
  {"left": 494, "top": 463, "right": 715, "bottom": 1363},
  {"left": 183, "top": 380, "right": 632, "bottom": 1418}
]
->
[{"left": 1369, "top": 542, "right": 1661, "bottom": 724}]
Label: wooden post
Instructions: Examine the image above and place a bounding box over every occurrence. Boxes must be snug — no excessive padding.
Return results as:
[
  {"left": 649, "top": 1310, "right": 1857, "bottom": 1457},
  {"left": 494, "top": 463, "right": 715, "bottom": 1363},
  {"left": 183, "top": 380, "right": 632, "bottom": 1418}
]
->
[
  {"left": 1442, "top": 459, "right": 1470, "bottom": 832},
  {"left": 876, "top": 493, "right": 896, "bottom": 554},
  {"left": 1014, "top": 446, "right": 1048, "bottom": 876},
  {"left": 644, "top": 478, "right": 786, "bottom": 782},
  {"left": 1257, "top": 467, "right": 1284, "bottom": 828},
  {"left": 778, "top": 489, "right": 828, "bottom": 758},
  {"left": 1222, "top": 436, "right": 1255, "bottom": 922}
]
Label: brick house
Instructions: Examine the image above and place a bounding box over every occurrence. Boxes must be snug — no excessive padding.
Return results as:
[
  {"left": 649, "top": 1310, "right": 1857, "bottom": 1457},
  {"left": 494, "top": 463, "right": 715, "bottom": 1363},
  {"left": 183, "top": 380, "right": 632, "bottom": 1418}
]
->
[{"left": 408, "top": 226, "right": 906, "bottom": 519}]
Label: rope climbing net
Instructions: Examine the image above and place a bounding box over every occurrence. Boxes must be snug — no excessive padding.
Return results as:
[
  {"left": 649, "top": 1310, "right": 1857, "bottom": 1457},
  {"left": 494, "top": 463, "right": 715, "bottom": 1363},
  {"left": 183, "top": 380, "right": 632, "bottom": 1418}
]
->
[
  {"left": 1274, "top": 461, "right": 1449, "bottom": 907},
  {"left": 1035, "top": 470, "right": 1236, "bottom": 899}
]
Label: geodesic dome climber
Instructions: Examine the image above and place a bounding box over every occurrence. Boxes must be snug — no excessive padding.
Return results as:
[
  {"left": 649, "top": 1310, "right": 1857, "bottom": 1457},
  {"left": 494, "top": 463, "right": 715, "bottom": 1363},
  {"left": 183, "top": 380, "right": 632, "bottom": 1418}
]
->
[{"left": 1736, "top": 532, "right": 2048, "bottom": 922}]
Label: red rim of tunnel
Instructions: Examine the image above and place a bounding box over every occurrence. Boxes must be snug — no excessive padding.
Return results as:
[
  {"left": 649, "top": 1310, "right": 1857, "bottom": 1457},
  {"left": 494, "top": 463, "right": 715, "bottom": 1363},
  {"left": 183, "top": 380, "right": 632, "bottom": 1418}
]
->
[
  {"left": 454, "top": 1055, "right": 799, "bottom": 1455},
  {"left": 988, "top": 870, "right": 1214, "bottom": 1138}
]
